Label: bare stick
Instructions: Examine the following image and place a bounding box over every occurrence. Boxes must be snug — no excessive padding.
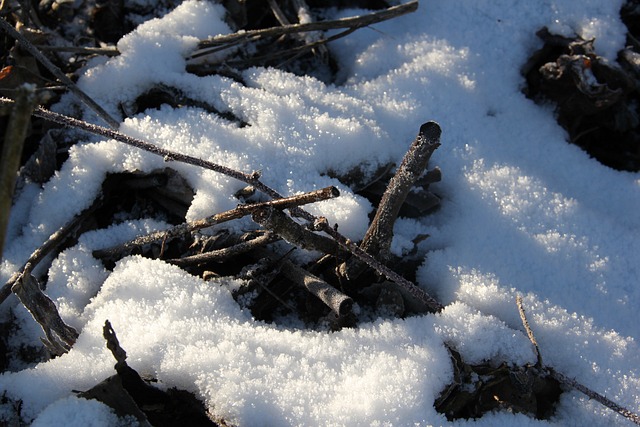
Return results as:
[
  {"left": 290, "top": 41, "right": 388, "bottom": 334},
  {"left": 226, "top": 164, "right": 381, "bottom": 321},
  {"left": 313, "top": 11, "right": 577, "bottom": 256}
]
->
[
  {"left": 0, "top": 98, "right": 297, "bottom": 203},
  {"left": 267, "top": 0, "right": 291, "bottom": 26},
  {"left": 93, "top": 186, "right": 339, "bottom": 259},
  {"left": 11, "top": 272, "right": 79, "bottom": 355},
  {"left": 166, "top": 231, "right": 279, "bottom": 266},
  {"left": 197, "top": 27, "right": 357, "bottom": 71},
  {"left": 340, "top": 121, "right": 441, "bottom": 281},
  {"left": 103, "top": 320, "right": 128, "bottom": 368},
  {"left": 0, "top": 84, "right": 36, "bottom": 259},
  {"left": 516, "top": 295, "right": 543, "bottom": 367},
  {"left": 363, "top": 121, "right": 441, "bottom": 259},
  {"left": 548, "top": 369, "right": 640, "bottom": 425},
  {"left": 189, "top": 1, "right": 418, "bottom": 58},
  {"left": 280, "top": 259, "right": 352, "bottom": 317},
  {"left": 0, "top": 18, "right": 120, "bottom": 128},
  {"left": 0, "top": 98, "right": 321, "bottom": 213},
  {"left": 518, "top": 296, "right": 640, "bottom": 425},
  {"left": 251, "top": 206, "right": 345, "bottom": 257},
  {"left": 35, "top": 45, "right": 120, "bottom": 56}
]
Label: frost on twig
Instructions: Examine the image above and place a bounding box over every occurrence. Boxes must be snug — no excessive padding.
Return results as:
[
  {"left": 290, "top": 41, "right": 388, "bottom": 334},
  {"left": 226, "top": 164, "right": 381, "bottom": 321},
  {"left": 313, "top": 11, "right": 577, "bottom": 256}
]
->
[
  {"left": 187, "top": 1, "right": 418, "bottom": 74},
  {"left": 339, "top": 121, "right": 442, "bottom": 282},
  {"left": 93, "top": 186, "right": 340, "bottom": 260}
]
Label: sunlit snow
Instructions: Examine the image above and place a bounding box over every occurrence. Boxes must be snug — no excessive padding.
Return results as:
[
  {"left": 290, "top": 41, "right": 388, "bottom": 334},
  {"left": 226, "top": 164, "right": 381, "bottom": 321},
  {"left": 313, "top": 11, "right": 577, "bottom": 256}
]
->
[{"left": 1, "top": 0, "right": 639, "bottom": 426}]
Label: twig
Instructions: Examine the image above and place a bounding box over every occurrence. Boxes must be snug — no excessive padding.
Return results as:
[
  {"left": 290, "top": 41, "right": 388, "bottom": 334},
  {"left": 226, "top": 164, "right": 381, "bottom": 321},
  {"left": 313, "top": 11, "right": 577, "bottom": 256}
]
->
[
  {"left": 166, "top": 231, "right": 279, "bottom": 266},
  {"left": 189, "top": 1, "right": 418, "bottom": 59},
  {"left": 312, "top": 217, "right": 444, "bottom": 313},
  {"left": 197, "top": 26, "right": 356, "bottom": 71},
  {"left": 363, "top": 121, "right": 441, "bottom": 259},
  {"left": 93, "top": 186, "right": 339, "bottom": 259},
  {"left": 0, "top": 96, "right": 443, "bottom": 316},
  {"left": 517, "top": 296, "right": 640, "bottom": 425},
  {"left": 267, "top": 0, "right": 291, "bottom": 27},
  {"left": 34, "top": 45, "right": 120, "bottom": 56},
  {"left": 280, "top": 259, "right": 352, "bottom": 317},
  {"left": 251, "top": 206, "right": 346, "bottom": 257},
  {"left": 0, "top": 195, "right": 103, "bottom": 306},
  {"left": 340, "top": 121, "right": 441, "bottom": 281},
  {"left": 0, "top": 84, "right": 36, "bottom": 259},
  {"left": 11, "top": 272, "right": 79, "bottom": 355},
  {"left": 0, "top": 98, "right": 291, "bottom": 203},
  {"left": 548, "top": 369, "right": 640, "bottom": 425},
  {"left": 103, "top": 320, "right": 128, "bottom": 368},
  {"left": 516, "top": 295, "right": 543, "bottom": 368},
  {"left": 0, "top": 17, "right": 120, "bottom": 128}
]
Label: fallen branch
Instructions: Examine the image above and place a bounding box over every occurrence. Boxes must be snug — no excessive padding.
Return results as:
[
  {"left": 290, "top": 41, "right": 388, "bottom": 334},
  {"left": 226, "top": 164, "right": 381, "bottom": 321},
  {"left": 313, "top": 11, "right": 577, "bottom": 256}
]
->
[
  {"left": 93, "top": 186, "right": 339, "bottom": 259},
  {"left": 0, "top": 97, "right": 444, "bottom": 316}
]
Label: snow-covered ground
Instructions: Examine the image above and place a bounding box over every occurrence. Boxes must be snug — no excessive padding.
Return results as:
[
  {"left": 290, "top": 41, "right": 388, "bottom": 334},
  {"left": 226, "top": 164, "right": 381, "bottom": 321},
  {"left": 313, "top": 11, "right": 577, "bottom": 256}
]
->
[{"left": 1, "top": 0, "right": 639, "bottom": 425}]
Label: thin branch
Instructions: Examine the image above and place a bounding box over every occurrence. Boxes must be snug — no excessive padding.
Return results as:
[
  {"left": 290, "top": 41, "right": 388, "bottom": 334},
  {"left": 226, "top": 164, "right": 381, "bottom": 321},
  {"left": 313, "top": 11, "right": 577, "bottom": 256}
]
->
[
  {"left": 0, "top": 17, "right": 120, "bottom": 128},
  {"left": 196, "top": 27, "right": 356, "bottom": 71},
  {"left": 0, "top": 98, "right": 295, "bottom": 203},
  {"left": 93, "top": 186, "right": 339, "bottom": 259},
  {"left": 166, "top": 231, "right": 279, "bottom": 266},
  {"left": 0, "top": 195, "right": 103, "bottom": 305},
  {"left": 267, "top": 0, "right": 291, "bottom": 27},
  {"left": 548, "top": 369, "right": 640, "bottom": 425},
  {"left": 34, "top": 45, "right": 120, "bottom": 56},
  {"left": 516, "top": 295, "right": 543, "bottom": 368},
  {"left": 251, "top": 206, "right": 346, "bottom": 257},
  {"left": 189, "top": 1, "right": 418, "bottom": 58},
  {"left": 518, "top": 296, "right": 640, "bottom": 425}
]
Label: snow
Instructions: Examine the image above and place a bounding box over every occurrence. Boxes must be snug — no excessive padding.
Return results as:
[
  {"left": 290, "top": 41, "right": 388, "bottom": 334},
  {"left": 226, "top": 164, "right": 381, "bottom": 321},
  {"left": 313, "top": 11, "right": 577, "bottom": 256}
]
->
[{"left": 1, "top": 0, "right": 639, "bottom": 426}]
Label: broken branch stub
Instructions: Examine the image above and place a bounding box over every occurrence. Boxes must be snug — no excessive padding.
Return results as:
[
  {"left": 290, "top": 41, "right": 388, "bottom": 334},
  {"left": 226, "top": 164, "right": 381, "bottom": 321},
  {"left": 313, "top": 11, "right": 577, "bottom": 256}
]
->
[
  {"left": 341, "top": 121, "right": 442, "bottom": 281},
  {"left": 280, "top": 260, "right": 353, "bottom": 317}
]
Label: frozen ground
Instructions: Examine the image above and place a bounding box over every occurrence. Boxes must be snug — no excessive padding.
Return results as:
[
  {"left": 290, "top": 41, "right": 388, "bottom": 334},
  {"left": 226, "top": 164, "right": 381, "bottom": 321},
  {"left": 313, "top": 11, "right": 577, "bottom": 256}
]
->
[{"left": 1, "top": 0, "right": 639, "bottom": 425}]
